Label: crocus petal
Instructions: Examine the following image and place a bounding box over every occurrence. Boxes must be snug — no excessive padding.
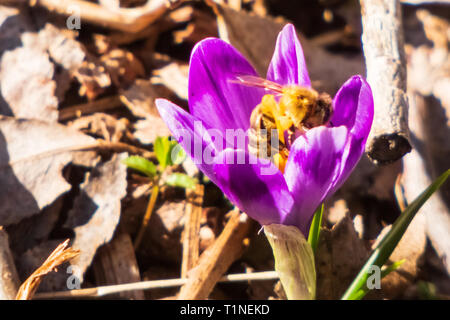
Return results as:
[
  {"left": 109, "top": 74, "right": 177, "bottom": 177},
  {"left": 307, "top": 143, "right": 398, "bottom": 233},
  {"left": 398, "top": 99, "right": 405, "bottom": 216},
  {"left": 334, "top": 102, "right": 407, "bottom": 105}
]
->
[
  {"left": 156, "top": 99, "right": 226, "bottom": 184},
  {"left": 213, "top": 149, "right": 293, "bottom": 226},
  {"left": 267, "top": 24, "right": 311, "bottom": 87},
  {"left": 188, "top": 38, "right": 263, "bottom": 133},
  {"left": 283, "top": 126, "right": 349, "bottom": 234},
  {"left": 330, "top": 75, "right": 373, "bottom": 140},
  {"left": 328, "top": 75, "right": 374, "bottom": 194}
]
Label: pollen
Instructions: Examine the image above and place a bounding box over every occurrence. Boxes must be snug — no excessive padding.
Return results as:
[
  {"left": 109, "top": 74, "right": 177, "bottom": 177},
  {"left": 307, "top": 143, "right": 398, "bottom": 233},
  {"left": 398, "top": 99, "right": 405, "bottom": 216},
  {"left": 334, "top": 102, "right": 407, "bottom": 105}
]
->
[
  {"left": 259, "top": 94, "right": 293, "bottom": 144},
  {"left": 273, "top": 152, "right": 288, "bottom": 173}
]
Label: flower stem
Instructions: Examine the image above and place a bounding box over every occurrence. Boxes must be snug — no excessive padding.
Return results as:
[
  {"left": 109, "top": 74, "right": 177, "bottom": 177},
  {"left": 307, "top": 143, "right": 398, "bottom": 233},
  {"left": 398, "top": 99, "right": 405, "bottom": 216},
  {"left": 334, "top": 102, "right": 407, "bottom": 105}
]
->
[
  {"left": 134, "top": 184, "right": 160, "bottom": 250},
  {"left": 264, "top": 224, "right": 316, "bottom": 300}
]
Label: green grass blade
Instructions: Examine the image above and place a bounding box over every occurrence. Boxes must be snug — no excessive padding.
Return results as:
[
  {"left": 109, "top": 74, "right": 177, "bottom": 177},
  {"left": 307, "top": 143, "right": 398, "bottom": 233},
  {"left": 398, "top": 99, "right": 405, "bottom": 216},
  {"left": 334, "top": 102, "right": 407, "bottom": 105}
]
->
[
  {"left": 308, "top": 204, "right": 324, "bottom": 254},
  {"left": 341, "top": 169, "right": 450, "bottom": 300},
  {"left": 381, "top": 259, "right": 405, "bottom": 279}
]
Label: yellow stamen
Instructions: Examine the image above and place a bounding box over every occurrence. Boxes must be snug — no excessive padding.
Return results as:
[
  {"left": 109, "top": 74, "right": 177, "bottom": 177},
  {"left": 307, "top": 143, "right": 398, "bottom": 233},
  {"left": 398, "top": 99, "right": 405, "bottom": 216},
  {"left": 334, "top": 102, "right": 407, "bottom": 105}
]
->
[
  {"left": 274, "top": 152, "right": 288, "bottom": 173},
  {"left": 259, "top": 94, "right": 293, "bottom": 144}
]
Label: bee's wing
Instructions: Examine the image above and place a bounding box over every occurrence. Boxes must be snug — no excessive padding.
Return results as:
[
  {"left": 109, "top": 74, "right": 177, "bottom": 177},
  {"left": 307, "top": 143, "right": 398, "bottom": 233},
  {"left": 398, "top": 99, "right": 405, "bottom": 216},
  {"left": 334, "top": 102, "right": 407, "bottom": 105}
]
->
[{"left": 229, "top": 75, "right": 283, "bottom": 93}]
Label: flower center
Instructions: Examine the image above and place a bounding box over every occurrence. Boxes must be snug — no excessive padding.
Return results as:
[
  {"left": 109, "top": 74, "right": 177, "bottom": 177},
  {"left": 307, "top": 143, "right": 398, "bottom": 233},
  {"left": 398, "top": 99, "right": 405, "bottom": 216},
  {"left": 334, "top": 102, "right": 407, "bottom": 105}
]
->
[{"left": 248, "top": 86, "right": 333, "bottom": 173}]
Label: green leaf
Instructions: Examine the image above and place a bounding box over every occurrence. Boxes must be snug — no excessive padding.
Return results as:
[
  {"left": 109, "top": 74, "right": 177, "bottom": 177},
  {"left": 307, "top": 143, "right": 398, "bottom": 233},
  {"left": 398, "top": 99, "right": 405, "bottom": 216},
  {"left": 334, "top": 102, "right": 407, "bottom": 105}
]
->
[
  {"left": 154, "top": 137, "right": 172, "bottom": 170},
  {"left": 348, "top": 260, "right": 406, "bottom": 300},
  {"left": 122, "top": 156, "right": 157, "bottom": 178},
  {"left": 169, "top": 141, "right": 186, "bottom": 165},
  {"left": 308, "top": 204, "right": 324, "bottom": 254},
  {"left": 341, "top": 169, "right": 450, "bottom": 300},
  {"left": 380, "top": 259, "right": 405, "bottom": 279},
  {"left": 165, "top": 173, "right": 197, "bottom": 189}
]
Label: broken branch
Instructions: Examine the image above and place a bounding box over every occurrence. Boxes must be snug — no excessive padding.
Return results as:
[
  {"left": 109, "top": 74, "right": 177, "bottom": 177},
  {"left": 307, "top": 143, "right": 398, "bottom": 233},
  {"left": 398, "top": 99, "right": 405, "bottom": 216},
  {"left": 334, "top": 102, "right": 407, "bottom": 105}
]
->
[
  {"left": 177, "top": 210, "right": 253, "bottom": 300},
  {"left": 361, "top": 0, "right": 412, "bottom": 164},
  {"left": 181, "top": 184, "right": 204, "bottom": 278},
  {"left": 28, "top": 0, "right": 186, "bottom": 33}
]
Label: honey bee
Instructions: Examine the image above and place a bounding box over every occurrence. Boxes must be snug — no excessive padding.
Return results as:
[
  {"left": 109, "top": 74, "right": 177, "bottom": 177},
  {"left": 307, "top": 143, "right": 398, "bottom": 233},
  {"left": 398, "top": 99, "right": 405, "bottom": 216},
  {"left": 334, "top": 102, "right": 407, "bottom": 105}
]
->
[{"left": 233, "top": 75, "right": 333, "bottom": 171}]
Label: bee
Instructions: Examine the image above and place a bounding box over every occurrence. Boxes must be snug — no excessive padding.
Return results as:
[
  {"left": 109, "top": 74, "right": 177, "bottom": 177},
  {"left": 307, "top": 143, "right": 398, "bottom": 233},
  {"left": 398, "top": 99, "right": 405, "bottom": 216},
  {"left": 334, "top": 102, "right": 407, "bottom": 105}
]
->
[{"left": 232, "top": 75, "right": 333, "bottom": 171}]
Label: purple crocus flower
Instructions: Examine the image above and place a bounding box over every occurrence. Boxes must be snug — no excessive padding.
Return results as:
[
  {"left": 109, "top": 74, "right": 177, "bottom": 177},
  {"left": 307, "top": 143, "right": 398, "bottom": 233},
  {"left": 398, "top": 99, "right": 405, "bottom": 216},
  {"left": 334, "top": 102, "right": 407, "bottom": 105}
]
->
[{"left": 156, "top": 24, "right": 373, "bottom": 236}]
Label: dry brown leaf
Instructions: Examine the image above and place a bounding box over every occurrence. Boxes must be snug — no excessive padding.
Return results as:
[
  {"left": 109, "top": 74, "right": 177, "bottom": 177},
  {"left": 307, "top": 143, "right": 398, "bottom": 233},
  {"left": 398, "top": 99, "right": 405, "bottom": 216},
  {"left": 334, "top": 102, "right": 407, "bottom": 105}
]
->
[
  {"left": 69, "top": 113, "right": 130, "bottom": 143},
  {"left": 173, "top": 7, "right": 218, "bottom": 45},
  {"left": 100, "top": 48, "right": 145, "bottom": 88},
  {"left": 315, "top": 214, "right": 370, "bottom": 299},
  {"left": 74, "top": 60, "right": 112, "bottom": 101},
  {"left": 0, "top": 117, "right": 96, "bottom": 226},
  {"left": 15, "top": 239, "right": 79, "bottom": 300},
  {"left": 133, "top": 116, "right": 171, "bottom": 145},
  {"left": 37, "top": 24, "right": 112, "bottom": 101},
  {"left": 36, "top": 24, "right": 85, "bottom": 71},
  {"left": 138, "top": 201, "right": 186, "bottom": 264},
  {"left": 6, "top": 197, "right": 64, "bottom": 255},
  {"left": 0, "top": 46, "right": 58, "bottom": 121},
  {"left": 120, "top": 79, "right": 159, "bottom": 118},
  {"left": 152, "top": 62, "right": 189, "bottom": 101},
  {"left": 119, "top": 78, "right": 171, "bottom": 144},
  {"left": 64, "top": 153, "right": 128, "bottom": 283}
]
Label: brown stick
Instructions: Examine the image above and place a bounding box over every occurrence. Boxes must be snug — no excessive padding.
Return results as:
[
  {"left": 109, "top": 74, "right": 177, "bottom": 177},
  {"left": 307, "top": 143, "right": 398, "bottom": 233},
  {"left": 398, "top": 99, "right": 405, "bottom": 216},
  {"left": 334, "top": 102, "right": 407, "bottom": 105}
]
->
[
  {"left": 58, "top": 95, "right": 123, "bottom": 121},
  {"left": 0, "top": 227, "right": 20, "bottom": 300},
  {"left": 29, "top": 0, "right": 185, "bottom": 33},
  {"left": 361, "top": 0, "right": 411, "bottom": 164},
  {"left": 177, "top": 210, "right": 253, "bottom": 300},
  {"left": 181, "top": 184, "right": 204, "bottom": 278}
]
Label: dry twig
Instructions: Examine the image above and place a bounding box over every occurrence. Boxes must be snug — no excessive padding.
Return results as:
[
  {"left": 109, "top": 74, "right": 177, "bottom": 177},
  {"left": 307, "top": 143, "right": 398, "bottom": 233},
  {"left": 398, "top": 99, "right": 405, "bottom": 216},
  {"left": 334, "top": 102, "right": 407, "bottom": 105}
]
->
[
  {"left": 15, "top": 239, "right": 79, "bottom": 300},
  {"left": 181, "top": 184, "right": 204, "bottom": 278},
  {"left": 24, "top": 0, "right": 186, "bottom": 33},
  {"left": 33, "top": 270, "right": 279, "bottom": 299},
  {"left": 58, "top": 95, "right": 124, "bottom": 121},
  {"left": 361, "top": 0, "right": 412, "bottom": 164},
  {"left": 177, "top": 210, "right": 253, "bottom": 300}
]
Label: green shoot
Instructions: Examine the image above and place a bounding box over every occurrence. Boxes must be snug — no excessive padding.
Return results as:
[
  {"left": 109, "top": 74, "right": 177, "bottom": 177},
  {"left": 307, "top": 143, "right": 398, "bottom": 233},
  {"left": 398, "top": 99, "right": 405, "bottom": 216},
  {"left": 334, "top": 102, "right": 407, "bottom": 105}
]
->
[
  {"left": 308, "top": 204, "right": 324, "bottom": 254},
  {"left": 342, "top": 169, "right": 450, "bottom": 300}
]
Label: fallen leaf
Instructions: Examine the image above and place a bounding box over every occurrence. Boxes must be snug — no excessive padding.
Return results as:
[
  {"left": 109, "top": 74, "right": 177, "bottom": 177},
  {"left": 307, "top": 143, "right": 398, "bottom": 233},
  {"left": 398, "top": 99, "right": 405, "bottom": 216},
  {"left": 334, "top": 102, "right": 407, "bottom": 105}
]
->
[
  {"left": 36, "top": 23, "right": 112, "bottom": 101},
  {"left": 152, "top": 62, "right": 189, "bottom": 100},
  {"left": 0, "top": 46, "right": 58, "bottom": 121},
  {"left": 101, "top": 48, "right": 145, "bottom": 88},
  {"left": 138, "top": 201, "right": 186, "bottom": 264},
  {"left": 64, "top": 153, "right": 128, "bottom": 282},
  {"left": 120, "top": 79, "right": 159, "bottom": 118},
  {"left": 0, "top": 117, "right": 96, "bottom": 226},
  {"left": 315, "top": 214, "right": 370, "bottom": 299},
  {"left": 6, "top": 196, "right": 64, "bottom": 255},
  {"left": 69, "top": 112, "right": 130, "bottom": 143},
  {"left": 133, "top": 116, "right": 171, "bottom": 145}
]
